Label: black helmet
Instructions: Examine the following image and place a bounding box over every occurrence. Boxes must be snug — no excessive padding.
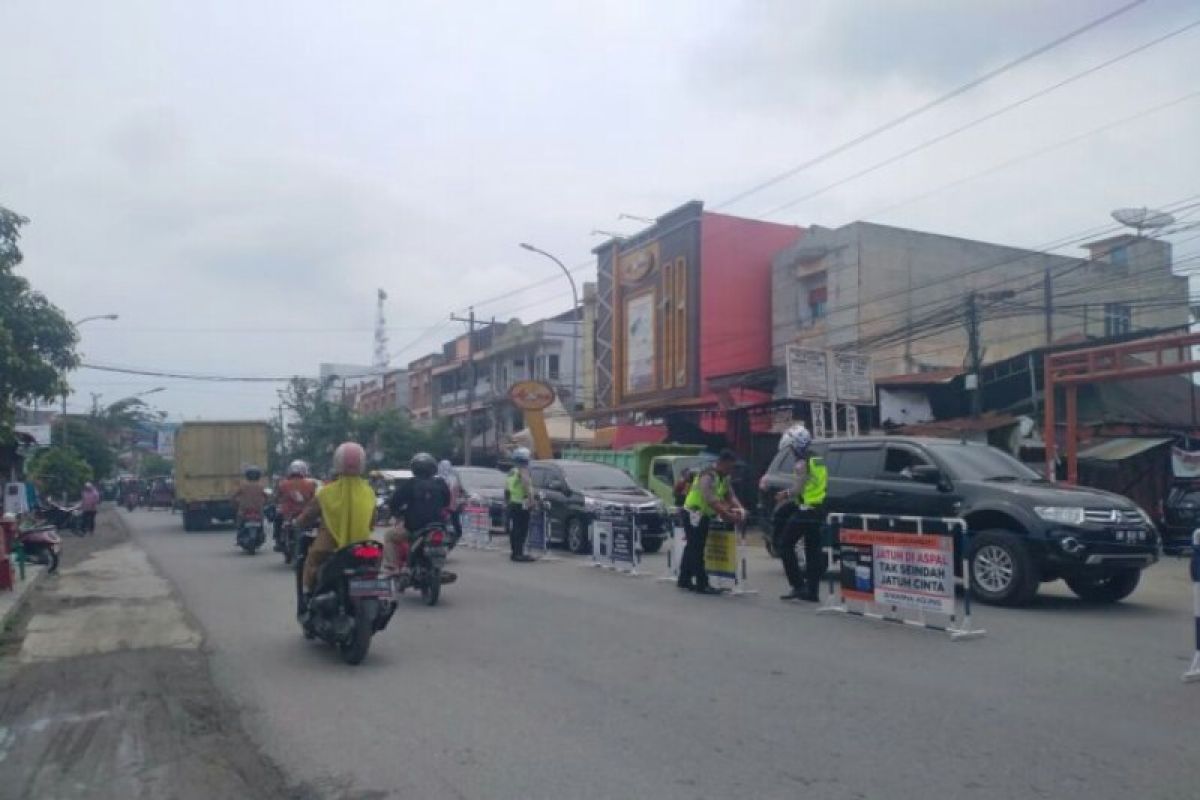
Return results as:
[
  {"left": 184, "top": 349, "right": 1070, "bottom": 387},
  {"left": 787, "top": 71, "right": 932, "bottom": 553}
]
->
[
  {"left": 410, "top": 452, "right": 437, "bottom": 479},
  {"left": 244, "top": 465, "right": 262, "bottom": 481}
]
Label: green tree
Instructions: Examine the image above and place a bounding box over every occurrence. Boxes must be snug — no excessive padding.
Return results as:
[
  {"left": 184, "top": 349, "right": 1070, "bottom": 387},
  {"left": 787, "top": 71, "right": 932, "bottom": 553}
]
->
[
  {"left": 139, "top": 453, "right": 173, "bottom": 479},
  {"left": 28, "top": 446, "right": 93, "bottom": 499},
  {"left": 51, "top": 418, "right": 116, "bottom": 480},
  {"left": 0, "top": 207, "right": 79, "bottom": 442},
  {"left": 280, "top": 377, "right": 356, "bottom": 472}
]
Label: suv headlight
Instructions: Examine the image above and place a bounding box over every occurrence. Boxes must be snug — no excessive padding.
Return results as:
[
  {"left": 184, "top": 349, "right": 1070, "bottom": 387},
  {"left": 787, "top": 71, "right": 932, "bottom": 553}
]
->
[
  {"left": 583, "top": 496, "right": 598, "bottom": 511},
  {"left": 1034, "top": 506, "right": 1085, "bottom": 526}
]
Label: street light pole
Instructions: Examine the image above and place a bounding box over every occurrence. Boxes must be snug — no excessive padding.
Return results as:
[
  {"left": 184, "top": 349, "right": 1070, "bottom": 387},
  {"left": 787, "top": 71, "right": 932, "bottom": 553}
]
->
[{"left": 520, "top": 243, "right": 580, "bottom": 447}]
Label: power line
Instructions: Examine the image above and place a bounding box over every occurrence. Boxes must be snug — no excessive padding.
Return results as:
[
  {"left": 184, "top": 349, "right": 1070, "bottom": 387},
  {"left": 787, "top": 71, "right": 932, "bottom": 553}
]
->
[
  {"left": 713, "top": 0, "right": 1149, "bottom": 210},
  {"left": 760, "top": 16, "right": 1200, "bottom": 219}
]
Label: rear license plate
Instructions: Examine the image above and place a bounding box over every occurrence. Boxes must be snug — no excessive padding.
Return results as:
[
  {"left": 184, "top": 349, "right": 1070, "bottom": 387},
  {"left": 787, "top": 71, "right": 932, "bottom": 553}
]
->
[
  {"left": 349, "top": 578, "right": 393, "bottom": 597},
  {"left": 424, "top": 546, "right": 447, "bottom": 559}
]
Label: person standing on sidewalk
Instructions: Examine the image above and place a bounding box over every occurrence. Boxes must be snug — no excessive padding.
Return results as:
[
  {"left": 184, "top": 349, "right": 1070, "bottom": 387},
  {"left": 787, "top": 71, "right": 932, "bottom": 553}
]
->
[
  {"left": 79, "top": 482, "right": 100, "bottom": 535},
  {"left": 773, "top": 424, "right": 828, "bottom": 602},
  {"left": 506, "top": 448, "right": 535, "bottom": 562},
  {"left": 679, "top": 450, "right": 745, "bottom": 594}
]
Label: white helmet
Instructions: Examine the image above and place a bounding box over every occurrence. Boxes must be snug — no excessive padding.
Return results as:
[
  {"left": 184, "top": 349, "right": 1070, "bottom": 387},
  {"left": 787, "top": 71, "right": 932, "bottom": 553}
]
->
[
  {"left": 779, "top": 423, "right": 812, "bottom": 456},
  {"left": 511, "top": 447, "right": 532, "bottom": 466},
  {"left": 287, "top": 460, "right": 309, "bottom": 478}
]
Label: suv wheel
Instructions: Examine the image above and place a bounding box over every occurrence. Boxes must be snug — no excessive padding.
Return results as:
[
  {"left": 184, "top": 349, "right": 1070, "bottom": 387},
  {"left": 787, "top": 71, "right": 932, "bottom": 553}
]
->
[
  {"left": 968, "top": 530, "right": 1038, "bottom": 607},
  {"left": 1065, "top": 570, "right": 1141, "bottom": 603},
  {"left": 565, "top": 517, "right": 590, "bottom": 554}
]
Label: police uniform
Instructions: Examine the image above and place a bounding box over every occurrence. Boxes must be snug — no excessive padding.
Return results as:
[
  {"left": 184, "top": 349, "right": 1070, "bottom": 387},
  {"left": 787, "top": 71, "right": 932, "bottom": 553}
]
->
[
  {"left": 774, "top": 454, "right": 828, "bottom": 600},
  {"left": 506, "top": 467, "right": 533, "bottom": 561},
  {"left": 678, "top": 469, "right": 731, "bottom": 592}
]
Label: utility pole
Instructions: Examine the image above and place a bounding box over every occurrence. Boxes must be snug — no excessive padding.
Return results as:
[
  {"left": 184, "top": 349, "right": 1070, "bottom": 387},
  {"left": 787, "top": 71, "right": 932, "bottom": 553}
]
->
[
  {"left": 966, "top": 291, "right": 983, "bottom": 418},
  {"left": 1043, "top": 268, "right": 1054, "bottom": 344},
  {"left": 450, "top": 307, "right": 477, "bottom": 465}
]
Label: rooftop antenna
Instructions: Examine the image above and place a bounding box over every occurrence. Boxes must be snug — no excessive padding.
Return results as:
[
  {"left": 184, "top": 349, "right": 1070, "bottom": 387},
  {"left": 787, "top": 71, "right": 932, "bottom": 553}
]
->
[
  {"left": 618, "top": 213, "right": 655, "bottom": 224},
  {"left": 373, "top": 288, "right": 389, "bottom": 370},
  {"left": 1111, "top": 207, "right": 1175, "bottom": 238}
]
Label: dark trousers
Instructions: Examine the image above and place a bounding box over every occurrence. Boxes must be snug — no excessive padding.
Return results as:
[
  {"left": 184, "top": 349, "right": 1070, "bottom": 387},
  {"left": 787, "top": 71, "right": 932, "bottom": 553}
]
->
[
  {"left": 81, "top": 510, "right": 97, "bottom": 534},
  {"left": 508, "top": 505, "right": 530, "bottom": 558},
  {"left": 677, "top": 513, "right": 712, "bottom": 589},
  {"left": 774, "top": 504, "right": 827, "bottom": 592},
  {"left": 449, "top": 509, "right": 463, "bottom": 543}
]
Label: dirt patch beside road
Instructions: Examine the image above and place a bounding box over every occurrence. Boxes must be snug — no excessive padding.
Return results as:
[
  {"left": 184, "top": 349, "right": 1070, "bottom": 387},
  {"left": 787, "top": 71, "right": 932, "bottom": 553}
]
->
[{"left": 0, "top": 509, "right": 300, "bottom": 799}]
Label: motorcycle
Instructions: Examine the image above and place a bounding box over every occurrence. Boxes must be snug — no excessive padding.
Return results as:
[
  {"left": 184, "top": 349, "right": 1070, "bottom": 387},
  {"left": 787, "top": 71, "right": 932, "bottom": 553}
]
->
[
  {"left": 235, "top": 509, "right": 266, "bottom": 555},
  {"left": 123, "top": 492, "right": 139, "bottom": 512},
  {"left": 277, "top": 518, "right": 303, "bottom": 565},
  {"left": 392, "top": 522, "right": 456, "bottom": 606},
  {"left": 296, "top": 535, "right": 395, "bottom": 665},
  {"left": 19, "top": 524, "right": 62, "bottom": 574},
  {"left": 36, "top": 501, "right": 82, "bottom": 536}
]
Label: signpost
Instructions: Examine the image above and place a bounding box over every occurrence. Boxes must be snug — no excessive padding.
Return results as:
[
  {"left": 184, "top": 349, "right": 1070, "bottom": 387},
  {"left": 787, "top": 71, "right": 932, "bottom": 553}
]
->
[{"left": 784, "top": 346, "right": 872, "bottom": 439}]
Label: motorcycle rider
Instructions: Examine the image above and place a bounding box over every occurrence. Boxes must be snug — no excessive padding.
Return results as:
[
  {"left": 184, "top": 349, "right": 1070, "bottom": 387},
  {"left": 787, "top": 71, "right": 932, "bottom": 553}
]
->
[
  {"left": 773, "top": 424, "right": 828, "bottom": 602},
  {"left": 294, "top": 442, "right": 378, "bottom": 616},
  {"left": 506, "top": 447, "right": 536, "bottom": 562},
  {"left": 437, "top": 459, "right": 463, "bottom": 546},
  {"left": 231, "top": 465, "right": 268, "bottom": 525},
  {"left": 273, "top": 460, "right": 317, "bottom": 551},
  {"left": 384, "top": 452, "right": 451, "bottom": 574},
  {"left": 679, "top": 449, "right": 746, "bottom": 593}
]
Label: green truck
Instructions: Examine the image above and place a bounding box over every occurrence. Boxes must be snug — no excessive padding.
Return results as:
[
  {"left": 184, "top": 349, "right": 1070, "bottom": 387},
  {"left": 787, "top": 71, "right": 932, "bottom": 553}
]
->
[{"left": 561, "top": 444, "right": 715, "bottom": 507}]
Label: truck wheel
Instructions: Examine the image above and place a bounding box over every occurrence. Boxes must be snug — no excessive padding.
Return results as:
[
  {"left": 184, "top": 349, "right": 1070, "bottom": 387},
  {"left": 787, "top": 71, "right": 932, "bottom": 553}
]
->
[
  {"left": 566, "top": 517, "right": 590, "bottom": 554},
  {"left": 1065, "top": 570, "right": 1141, "bottom": 603},
  {"left": 968, "top": 530, "right": 1038, "bottom": 607},
  {"left": 641, "top": 538, "right": 663, "bottom": 554}
]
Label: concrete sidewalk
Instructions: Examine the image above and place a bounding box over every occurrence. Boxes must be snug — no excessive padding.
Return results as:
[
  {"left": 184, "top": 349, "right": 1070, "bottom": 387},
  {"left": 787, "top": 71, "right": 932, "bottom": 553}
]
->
[{"left": 0, "top": 563, "right": 45, "bottom": 632}]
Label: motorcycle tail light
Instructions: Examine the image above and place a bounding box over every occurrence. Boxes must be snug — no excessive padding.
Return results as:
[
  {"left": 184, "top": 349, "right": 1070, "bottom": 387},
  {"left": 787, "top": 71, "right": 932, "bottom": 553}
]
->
[
  {"left": 353, "top": 544, "right": 383, "bottom": 561},
  {"left": 428, "top": 530, "right": 445, "bottom": 547}
]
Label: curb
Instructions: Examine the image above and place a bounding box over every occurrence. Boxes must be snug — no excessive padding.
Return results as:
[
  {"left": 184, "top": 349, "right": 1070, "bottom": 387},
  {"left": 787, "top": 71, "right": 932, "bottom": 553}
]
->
[{"left": 0, "top": 564, "right": 46, "bottom": 631}]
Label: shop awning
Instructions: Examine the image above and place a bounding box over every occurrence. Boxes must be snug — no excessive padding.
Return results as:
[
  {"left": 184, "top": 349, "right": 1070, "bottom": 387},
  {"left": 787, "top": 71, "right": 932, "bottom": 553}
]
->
[{"left": 1077, "top": 437, "right": 1173, "bottom": 462}]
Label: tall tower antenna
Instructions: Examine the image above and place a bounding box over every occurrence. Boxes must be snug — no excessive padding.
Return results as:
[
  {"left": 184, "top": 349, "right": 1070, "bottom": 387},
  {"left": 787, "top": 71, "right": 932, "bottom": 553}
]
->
[{"left": 373, "top": 288, "right": 390, "bottom": 369}]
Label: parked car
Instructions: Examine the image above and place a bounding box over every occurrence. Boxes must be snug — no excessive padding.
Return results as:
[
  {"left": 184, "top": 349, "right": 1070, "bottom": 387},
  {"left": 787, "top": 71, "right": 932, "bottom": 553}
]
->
[
  {"left": 530, "top": 460, "right": 671, "bottom": 554},
  {"left": 757, "top": 436, "right": 1159, "bottom": 606},
  {"left": 457, "top": 466, "right": 509, "bottom": 531},
  {"left": 1161, "top": 481, "right": 1200, "bottom": 552}
]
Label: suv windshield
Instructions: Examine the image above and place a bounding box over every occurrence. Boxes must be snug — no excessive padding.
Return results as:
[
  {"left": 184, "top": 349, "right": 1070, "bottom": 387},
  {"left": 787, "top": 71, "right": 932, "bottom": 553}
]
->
[
  {"left": 457, "top": 468, "right": 506, "bottom": 492},
  {"left": 558, "top": 464, "right": 639, "bottom": 491},
  {"left": 928, "top": 444, "right": 1045, "bottom": 482}
]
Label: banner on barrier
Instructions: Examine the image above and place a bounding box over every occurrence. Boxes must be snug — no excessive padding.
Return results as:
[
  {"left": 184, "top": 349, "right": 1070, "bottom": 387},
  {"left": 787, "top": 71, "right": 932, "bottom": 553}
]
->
[
  {"left": 610, "top": 515, "right": 637, "bottom": 569},
  {"left": 527, "top": 510, "right": 548, "bottom": 553},
  {"left": 704, "top": 530, "right": 738, "bottom": 581},
  {"left": 839, "top": 529, "right": 955, "bottom": 615},
  {"left": 592, "top": 520, "right": 612, "bottom": 562}
]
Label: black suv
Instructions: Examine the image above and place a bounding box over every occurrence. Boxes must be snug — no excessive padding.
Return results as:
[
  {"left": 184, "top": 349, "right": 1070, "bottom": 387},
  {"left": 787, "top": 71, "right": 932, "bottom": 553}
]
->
[
  {"left": 530, "top": 460, "right": 671, "bottom": 554},
  {"left": 1161, "top": 482, "right": 1200, "bottom": 552},
  {"left": 758, "top": 436, "right": 1159, "bottom": 606}
]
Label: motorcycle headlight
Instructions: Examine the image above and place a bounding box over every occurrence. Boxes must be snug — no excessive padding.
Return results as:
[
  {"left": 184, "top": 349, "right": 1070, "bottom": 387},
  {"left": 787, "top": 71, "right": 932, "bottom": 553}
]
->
[{"left": 1034, "top": 506, "right": 1085, "bottom": 526}]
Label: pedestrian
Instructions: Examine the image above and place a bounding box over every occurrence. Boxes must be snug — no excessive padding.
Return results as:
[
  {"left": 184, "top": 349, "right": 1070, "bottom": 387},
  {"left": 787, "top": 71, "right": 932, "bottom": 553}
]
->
[
  {"left": 506, "top": 447, "right": 535, "bottom": 562},
  {"left": 80, "top": 481, "right": 100, "bottom": 535},
  {"left": 437, "top": 459, "right": 464, "bottom": 546},
  {"left": 679, "top": 450, "right": 745, "bottom": 594},
  {"left": 773, "top": 424, "right": 828, "bottom": 602}
]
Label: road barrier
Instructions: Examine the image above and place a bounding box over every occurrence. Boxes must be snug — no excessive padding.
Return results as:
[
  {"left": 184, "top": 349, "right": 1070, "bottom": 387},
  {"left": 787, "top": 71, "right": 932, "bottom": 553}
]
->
[
  {"left": 460, "top": 504, "right": 497, "bottom": 550},
  {"left": 656, "top": 518, "right": 686, "bottom": 583},
  {"left": 703, "top": 523, "right": 757, "bottom": 597},
  {"left": 523, "top": 507, "right": 560, "bottom": 562},
  {"left": 588, "top": 508, "right": 640, "bottom": 575},
  {"left": 1185, "top": 530, "right": 1200, "bottom": 684},
  {"left": 818, "top": 514, "right": 985, "bottom": 641}
]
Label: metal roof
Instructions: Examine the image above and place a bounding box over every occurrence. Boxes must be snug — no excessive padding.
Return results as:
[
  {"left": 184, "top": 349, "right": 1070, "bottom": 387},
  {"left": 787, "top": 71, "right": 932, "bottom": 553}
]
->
[{"left": 1077, "top": 437, "right": 1173, "bottom": 462}]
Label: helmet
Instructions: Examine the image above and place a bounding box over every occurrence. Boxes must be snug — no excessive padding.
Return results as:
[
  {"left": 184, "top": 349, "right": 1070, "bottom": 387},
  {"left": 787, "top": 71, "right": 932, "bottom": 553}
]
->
[
  {"left": 779, "top": 423, "right": 812, "bottom": 456},
  {"left": 332, "top": 442, "right": 366, "bottom": 476},
  {"left": 287, "top": 460, "right": 309, "bottom": 478},
  {"left": 244, "top": 465, "right": 263, "bottom": 481},
  {"left": 511, "top": 446, "right": 531, "bottom": 466},
  {"left": 410, "top": 452, "right": 437, "bottom": 479}
]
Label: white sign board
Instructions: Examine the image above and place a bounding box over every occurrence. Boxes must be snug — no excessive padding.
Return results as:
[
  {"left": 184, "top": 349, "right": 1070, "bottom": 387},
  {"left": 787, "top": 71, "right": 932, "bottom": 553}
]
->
[
  {"left": 15, "top": 425, "right": 52, "bottom": 446},
  {"left": 785, "top": 346, "right": 829, "bottom": 400},
  {"left": 832, "top": 353, "right": 874, "bottom": 405}
]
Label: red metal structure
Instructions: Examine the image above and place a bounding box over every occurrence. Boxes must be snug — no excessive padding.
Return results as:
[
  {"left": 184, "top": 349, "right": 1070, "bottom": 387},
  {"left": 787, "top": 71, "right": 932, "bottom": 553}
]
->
[{"left": 1044, "top": 331, "right": 1200, "bottom": 484}]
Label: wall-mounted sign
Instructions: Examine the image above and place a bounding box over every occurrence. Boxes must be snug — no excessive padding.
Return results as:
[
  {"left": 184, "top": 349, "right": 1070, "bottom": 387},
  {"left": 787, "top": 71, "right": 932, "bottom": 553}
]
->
[
  {"left": 618, "top": 246, "right": 656, "bottom": 285},
  {"left": 785, "top": 346, "right": 830, "bottom": 400},
  {"left": 832, "top": 352, "right": 874, "bottom": 405},
  {"left": 785, "top": 346, "right": 873, "bottom": 406},
  {"left": 508, "top": 380, "right": 556, "bottom": 411}
]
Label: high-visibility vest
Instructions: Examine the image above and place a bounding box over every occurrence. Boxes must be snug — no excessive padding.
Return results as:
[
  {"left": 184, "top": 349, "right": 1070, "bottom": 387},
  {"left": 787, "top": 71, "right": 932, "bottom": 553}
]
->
[
  {"left": 507, "top": 469, "right": 528, "bottom": 505},
  {"left": 683, "top": 470, "right": 729, "bottom": 518},
  {"left": 800, "top": 456, "right": 828, "bottom": 506}
]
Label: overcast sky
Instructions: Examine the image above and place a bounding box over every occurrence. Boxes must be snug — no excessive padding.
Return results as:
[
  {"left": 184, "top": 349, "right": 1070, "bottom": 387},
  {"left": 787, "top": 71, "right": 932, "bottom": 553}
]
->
[{"left": 3, "top": 0, "right": 1199, "bottom": 423}]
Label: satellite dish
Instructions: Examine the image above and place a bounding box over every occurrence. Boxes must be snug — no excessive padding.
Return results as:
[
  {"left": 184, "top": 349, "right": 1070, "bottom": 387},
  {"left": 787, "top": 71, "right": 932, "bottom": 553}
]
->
[{"left": 1111, "top": 207, "right": 1176, "bottom": 236}]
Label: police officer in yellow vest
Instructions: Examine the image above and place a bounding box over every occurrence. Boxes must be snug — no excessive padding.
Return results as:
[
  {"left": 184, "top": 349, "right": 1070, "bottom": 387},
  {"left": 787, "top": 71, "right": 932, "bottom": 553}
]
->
[
  {"left": 506, "top": 447, "right": 536, "bottom": 562},
  {"left": 773, "top": 424, "right": 828, "bottom": 602},
  {"left": 679, "top": 449, "right": 746, "bottom": 594}
]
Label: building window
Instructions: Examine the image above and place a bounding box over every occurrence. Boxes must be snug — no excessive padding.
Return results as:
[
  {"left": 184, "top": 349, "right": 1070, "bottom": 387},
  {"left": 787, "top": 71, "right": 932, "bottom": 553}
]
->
[
  {"left": 798, "top": 272, "right": 828, "bottom": 328},
  {"left": 809, "top": 287, "right": 827, "bottom": 322},
  {"left": 548, "top": 354, "right": 560, "bottom": 381},
  {"left": 1104, "top": 303, "right": 1131, "bottom": 336},
  {"left": 1109, "top": 245, "right": 1129, "bottom": 267}
]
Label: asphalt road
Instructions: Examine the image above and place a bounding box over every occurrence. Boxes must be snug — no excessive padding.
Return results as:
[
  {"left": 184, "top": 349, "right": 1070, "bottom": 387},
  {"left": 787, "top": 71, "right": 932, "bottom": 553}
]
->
[{"left": 125, "top": 508, "right": 1200, "bottom": 800}]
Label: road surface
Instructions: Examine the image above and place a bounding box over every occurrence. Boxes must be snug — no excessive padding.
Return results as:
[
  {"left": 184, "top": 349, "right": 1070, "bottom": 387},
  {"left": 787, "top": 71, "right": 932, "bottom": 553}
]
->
[{"left": 125, "top": 509, "right": 1200, "bottom": 800}]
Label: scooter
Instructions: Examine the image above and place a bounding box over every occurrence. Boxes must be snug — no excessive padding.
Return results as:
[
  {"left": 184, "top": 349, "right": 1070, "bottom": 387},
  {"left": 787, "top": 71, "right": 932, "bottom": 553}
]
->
[
  {"left": 36, "top": 501, "right": 82, "bottom": 535},
  {"left": 296, "top": 535, "right": 396, "bottom": 665},
  {"left": 235, "top": 509, "right": 266, "bottom": 555},
  {"left": 392, "top": 522, "right": 456, "bottom": 606},
  {"left": 19, "top": 525, "right": 62, "bottom": 574}
]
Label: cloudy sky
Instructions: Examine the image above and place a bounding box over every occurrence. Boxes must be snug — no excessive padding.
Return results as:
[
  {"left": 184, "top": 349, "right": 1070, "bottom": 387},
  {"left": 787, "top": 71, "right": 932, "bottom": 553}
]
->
[{"left": 3, "top": 0, "right": 1199, "bottom": 422}]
